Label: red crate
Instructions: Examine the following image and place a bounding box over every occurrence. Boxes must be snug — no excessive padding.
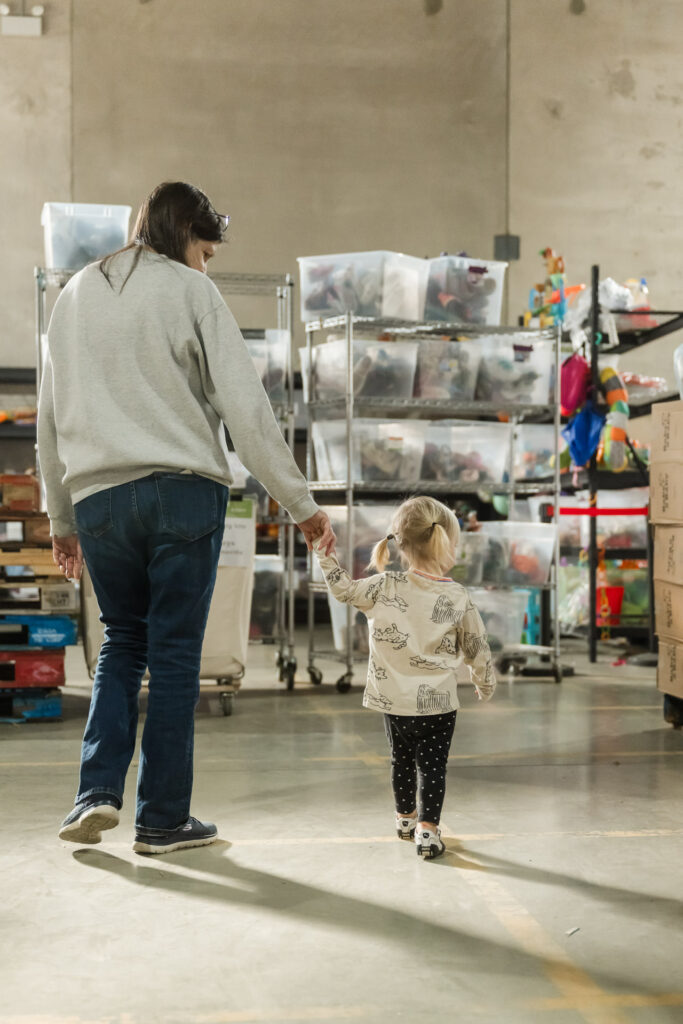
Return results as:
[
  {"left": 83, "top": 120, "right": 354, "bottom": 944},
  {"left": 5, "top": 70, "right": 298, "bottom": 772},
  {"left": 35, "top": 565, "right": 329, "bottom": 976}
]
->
[{"left": 0, "top": 649, "right": 65, "bottom": 687}]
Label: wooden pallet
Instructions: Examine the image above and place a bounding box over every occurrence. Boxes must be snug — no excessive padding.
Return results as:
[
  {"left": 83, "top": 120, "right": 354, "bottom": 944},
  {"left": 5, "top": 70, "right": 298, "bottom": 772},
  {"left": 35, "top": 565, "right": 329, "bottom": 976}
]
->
[
  {"left": 0, "top": 579, "right": 78, "bottom": 611},
  {"left": 0, "top": 512, "right": 51, "bottom": 548},
  {"left": 0, "top": 548, "right": 62, "bottom": 576}
]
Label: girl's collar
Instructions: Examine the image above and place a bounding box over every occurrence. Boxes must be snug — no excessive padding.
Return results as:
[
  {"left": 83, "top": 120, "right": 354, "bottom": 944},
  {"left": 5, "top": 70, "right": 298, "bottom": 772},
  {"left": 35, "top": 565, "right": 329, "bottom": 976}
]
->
[{"left": 409, "top": 568, "right": 453, "bottom": 583}]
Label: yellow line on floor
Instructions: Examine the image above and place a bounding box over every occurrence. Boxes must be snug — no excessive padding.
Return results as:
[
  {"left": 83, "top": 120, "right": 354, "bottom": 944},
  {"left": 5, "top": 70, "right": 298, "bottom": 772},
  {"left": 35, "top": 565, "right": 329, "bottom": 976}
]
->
[
  {"left": 449, "top": 842, "right": 632, "bottom": 1024},
  {"left": 525, "top": 992, "right": 683, "bottom": 1011}
]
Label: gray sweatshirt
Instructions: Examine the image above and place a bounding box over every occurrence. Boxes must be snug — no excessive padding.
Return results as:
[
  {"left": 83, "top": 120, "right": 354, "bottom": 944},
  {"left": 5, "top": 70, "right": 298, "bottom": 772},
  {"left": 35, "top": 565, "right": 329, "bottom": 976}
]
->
[{"left": 37, "top": 247, "right": 318, "bottom": 536}]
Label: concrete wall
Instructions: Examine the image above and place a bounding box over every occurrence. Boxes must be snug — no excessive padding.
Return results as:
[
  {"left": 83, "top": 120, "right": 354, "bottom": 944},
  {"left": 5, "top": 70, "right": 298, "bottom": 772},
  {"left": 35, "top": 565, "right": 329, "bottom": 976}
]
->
[
  {"left": 509, "top": 0, "right": 683, "bottom": 338},
  {"left": 1, "top": 0, "right": 682, "bottom": 379},
  {"left": 0, "top": 0, "right": 506, "bottom": 364}
]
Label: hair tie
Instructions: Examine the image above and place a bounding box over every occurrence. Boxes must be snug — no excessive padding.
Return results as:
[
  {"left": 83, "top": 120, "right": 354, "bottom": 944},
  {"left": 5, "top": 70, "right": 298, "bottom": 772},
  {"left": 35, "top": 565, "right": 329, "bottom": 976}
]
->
[
  {"left": 431, "top": 521, "right": 437, "bottom": 528},
  {"left": 386, "top": 533, "right": 394, "bottom": 541}
]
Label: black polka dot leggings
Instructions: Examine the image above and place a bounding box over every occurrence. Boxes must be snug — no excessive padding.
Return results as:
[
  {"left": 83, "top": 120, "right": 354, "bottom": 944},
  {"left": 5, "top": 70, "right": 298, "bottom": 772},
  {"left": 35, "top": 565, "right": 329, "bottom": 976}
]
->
[{"left": 383, "top": 710, "right": 457, "bottom": 824}]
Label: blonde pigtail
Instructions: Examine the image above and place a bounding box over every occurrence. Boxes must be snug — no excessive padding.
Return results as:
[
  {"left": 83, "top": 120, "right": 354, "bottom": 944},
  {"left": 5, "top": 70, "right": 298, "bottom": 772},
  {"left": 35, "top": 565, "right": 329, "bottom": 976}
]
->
[
  {"left": 368, "top": 536, "right": 392, "bottom": 573},
  {"left": 428, "top": 522, "right": 459, "bottom": 572}
]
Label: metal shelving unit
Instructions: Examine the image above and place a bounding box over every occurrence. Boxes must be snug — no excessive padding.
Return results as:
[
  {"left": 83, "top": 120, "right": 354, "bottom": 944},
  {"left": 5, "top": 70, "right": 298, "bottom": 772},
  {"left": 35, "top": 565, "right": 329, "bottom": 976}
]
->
[
  {"left": 303, "top": 313, "right": 564, "bottom": 690},
  {"left": 210, "top": 271, "right": 299, "bottom": 689},
  {"left": 581, "top": 268, "right": 683, "bottom": 663}
]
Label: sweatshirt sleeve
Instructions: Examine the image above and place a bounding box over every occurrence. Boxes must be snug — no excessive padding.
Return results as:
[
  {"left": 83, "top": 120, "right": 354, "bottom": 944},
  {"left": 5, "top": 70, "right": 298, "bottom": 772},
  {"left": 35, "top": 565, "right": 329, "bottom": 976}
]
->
[
  {"left": 458, "top": 600, "right": 496, "bottom": 701},
  {"left": 314, "top": 544, "right": 377, "bottom": 612},
  {"left": 196, "top": 300, "right": 318, "bottom": 524},
  {"left": 36, "top": 351, "right": 77, "bottom": 537}
]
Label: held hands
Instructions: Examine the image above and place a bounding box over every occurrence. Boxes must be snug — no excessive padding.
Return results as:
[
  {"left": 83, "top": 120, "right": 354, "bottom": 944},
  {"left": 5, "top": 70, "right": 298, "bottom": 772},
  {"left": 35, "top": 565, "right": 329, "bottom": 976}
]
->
[
  {"left": 298, "top": 510, "right": 336, "bottom": 556},
  {"left": 52, "top": 534, "right": 84, "bottom": 582}
]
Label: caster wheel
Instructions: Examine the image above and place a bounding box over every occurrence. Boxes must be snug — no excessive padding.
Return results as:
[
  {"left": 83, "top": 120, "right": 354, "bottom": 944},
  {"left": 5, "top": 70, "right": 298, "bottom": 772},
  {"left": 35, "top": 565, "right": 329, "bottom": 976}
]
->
[
  {"left": 281, "top": 657, "right": 296, "bottom": 691},
  {"left": 308, "top": 667, "right": 323, "bottom": 686},
  {"left": 553, "top": 666, "right": 563, "bottom": 684},
  {"left": 499, "top": 658, "right": 512, "bottom": 675},
  {"left": 276, "top": 652, "right": 285, "bottom": 682},
  {"left": 336, "top": 673, "right": 352, "bottom": 694},
  {"left": 220, "top": 692, "right": 234, "bottom": 717}
]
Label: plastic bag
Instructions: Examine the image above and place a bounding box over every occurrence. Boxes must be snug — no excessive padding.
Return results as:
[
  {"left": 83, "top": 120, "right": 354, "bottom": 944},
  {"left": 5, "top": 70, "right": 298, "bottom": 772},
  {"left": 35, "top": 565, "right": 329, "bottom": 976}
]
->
[
  {"left": 560, "top": 352, "right": 590, "bottom": 416},
  {"left": 562, "top": 400, "right": 605, "bottom": 467}
]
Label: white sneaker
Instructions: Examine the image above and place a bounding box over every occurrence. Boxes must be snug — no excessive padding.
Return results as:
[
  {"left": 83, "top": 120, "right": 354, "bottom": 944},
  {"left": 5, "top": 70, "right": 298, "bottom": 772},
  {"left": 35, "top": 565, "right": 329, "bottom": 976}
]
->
[
  {"left": 415, "top": 826, "right": 445, "bottom": 860},
  {"left": 395, "top": 814, "right": 417, "bottom": 840}
]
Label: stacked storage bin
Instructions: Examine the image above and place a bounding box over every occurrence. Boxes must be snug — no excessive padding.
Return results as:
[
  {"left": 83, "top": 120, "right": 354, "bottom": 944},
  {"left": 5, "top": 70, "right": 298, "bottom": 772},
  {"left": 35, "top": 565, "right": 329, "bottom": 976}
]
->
[
  {"left": 0, "top": 477, "right": 78, "bottom": 722},
  {"left": 298, "top": 266, "right": 562, "bottom": 683},
  {"left": 649, "top": 401, "right": 683, "bottom": 723}
]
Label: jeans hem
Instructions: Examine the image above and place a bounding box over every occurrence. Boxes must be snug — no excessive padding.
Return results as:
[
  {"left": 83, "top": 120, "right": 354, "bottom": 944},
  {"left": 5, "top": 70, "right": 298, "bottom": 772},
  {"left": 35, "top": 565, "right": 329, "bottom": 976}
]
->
[
  {"left": 77, "top": 787, "right": 123, "bottom": 810},
  {"left": 134, "top": 820, "right": 188, "bottom": 837}
]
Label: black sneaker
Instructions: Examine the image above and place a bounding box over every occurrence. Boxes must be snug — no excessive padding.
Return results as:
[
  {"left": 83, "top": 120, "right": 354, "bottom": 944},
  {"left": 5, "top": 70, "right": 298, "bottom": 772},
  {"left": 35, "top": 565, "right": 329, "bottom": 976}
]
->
[
  {"left": 133, "top": 817, "right": 218, "bottom": 855},
  {"left": 59, "top": 801, "right": 120, "bottom": 845}
]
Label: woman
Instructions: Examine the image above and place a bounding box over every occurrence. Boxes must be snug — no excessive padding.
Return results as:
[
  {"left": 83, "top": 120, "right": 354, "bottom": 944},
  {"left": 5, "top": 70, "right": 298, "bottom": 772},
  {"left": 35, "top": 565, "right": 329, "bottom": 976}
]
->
[{"left": 38, "top": 181, "right": 335, "bottom": 855}]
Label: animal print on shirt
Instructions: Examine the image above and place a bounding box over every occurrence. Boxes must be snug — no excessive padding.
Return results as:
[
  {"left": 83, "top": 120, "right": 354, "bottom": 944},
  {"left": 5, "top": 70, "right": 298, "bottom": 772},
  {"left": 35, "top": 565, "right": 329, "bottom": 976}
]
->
[
  {"left": 365, "top": 578, "right": 408, "bottom": 613},
  {"left": 369, "top": 658, "right": 387, "bottom": 682},
  {"left": 324, "top": 566, "right": 345, "bottom": 588},
  {"left": 435, "top": 633, "right": 459, "bottom": 657},
  {"left": 417, "top": 684, "right": 453, "bottom": 714},
  {"left": 409, "top": 655, "right": 450, "bottom": 672},
  {"left": 366, "top": 692, "right": 394, "bottom": 711},
  {"left": 430, "top": 593, "right": 466, "bottom": 626},
  {"left": 462, "top": 632, "right": 491, "bottom": 660},
  {"left": 373, "top": 623, "right": 409, "bottom": 650}
]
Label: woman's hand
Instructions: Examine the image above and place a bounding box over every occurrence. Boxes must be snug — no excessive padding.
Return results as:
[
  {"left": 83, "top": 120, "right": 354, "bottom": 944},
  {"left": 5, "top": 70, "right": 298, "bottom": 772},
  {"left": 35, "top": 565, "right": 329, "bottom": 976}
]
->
[
  {"left": 52, "top": 534, "right": 84, "bottom": 581},
  {"left": 298, "top": 510, "right": 336, "bottom": 555}
]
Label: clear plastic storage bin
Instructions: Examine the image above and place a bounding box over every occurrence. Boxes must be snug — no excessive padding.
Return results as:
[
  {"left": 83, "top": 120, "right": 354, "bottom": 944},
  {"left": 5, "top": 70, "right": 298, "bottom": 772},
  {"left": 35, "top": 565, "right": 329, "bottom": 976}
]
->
[
  {"left": 312, "top": 420, "right": 425, "bottom": 483},
  {"left": 300, "top": 338, "right": 418, "bottom": 401},
  {"left": 449, "top": 531, "right": 488, "bottom": 585},
  {"left": 480, "top": 521, "right": 557, "bottom": 585},
  {"left": 424, "top": 255, "right": 507, "bottom": 326},
  {"left": 469, "top": 588, "right": 530, "bottom": 650},
  {"left": 311, "top": 421, "right": 356, "bottom": 482},
  {"left": 245, "top": 330, "right": 288, "bottom": 404},
  {"left": 475, "top": 335, "right": 555, "bottom": 405},
  {"left": 588, "top": 488, "right": 650, "bottom": 550},
  {"left": 413, "top": 339, "right": 483, "bottom": 401},
  {"left": 41, "top": 202, "right": 132, "bottom": 271},
  {"left": 299, "top": 251, "right": 387, "bottom": 321},
  {"left": 356, "top": 420, "right": 426, "bottom": 483},
  {"left": 421, "top": 421, "right": 511, "bottom": 485},
  {"left": 298, "top": 251, "right": 430, "bottom": 323},
  {"left": 513, "top": 424, "right": 557, "bottom": 480}
]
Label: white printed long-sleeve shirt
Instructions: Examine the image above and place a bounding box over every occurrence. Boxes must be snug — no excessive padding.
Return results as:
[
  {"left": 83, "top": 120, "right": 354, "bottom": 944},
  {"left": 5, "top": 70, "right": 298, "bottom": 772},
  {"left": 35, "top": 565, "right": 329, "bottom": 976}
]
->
[{"left": 315, "top": 547, "right": 496, "bottom": 716}]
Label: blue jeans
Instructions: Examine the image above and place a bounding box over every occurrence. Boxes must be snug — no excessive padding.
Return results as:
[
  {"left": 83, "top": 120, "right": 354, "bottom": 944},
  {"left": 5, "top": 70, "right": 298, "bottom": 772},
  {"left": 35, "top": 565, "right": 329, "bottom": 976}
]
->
[{"left": 74, "top": 473, "right": 229, "bottom": 831}]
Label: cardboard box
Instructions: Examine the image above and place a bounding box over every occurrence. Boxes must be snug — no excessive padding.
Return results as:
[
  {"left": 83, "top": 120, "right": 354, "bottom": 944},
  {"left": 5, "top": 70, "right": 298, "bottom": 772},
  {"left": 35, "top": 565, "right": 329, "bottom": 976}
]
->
[
  {"left": 649, "top": 462, "right": 683, "bottom": 524},
  {"left": 651, "top": 400, "right": 683, "bottom": 462},
  {"left": 653, "top": 525, "right": 683, "bottom": 585},
  {"left": 656, "top": 639, "right": 683, "bottom": 700}
]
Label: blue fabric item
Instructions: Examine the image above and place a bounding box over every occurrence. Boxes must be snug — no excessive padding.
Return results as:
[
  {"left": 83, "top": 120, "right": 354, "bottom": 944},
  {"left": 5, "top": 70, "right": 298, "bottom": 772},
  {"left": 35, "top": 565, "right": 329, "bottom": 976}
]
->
[
  {"left": 562, "top": 401, "right": 605, "bottom": 467},
  {"left": 74, "top": 473, "right": 229, "bottom": 830}
]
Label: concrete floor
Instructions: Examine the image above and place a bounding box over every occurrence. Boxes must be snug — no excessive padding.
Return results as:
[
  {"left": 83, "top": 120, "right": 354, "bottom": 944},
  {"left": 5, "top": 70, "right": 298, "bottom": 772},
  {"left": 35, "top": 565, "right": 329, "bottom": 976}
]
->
[{"left": 1, "top": 634, "right": 682, "bottom": 1024}]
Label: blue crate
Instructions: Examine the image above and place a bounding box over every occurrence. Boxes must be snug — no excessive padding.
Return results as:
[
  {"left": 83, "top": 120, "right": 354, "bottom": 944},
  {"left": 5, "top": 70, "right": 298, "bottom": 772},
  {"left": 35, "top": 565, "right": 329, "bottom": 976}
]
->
[
  {"left": 0, "top": 614, "right": 77, "bottom": 648},
  {"left": 0, "top": 688, "right": 62, "bottom": 721}
]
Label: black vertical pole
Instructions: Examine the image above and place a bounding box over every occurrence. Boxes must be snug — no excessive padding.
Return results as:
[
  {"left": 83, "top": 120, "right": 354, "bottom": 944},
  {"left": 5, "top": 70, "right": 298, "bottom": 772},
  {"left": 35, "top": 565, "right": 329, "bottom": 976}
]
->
[{"left": 589, "top": 265, "right": 600, "bottom": 663}]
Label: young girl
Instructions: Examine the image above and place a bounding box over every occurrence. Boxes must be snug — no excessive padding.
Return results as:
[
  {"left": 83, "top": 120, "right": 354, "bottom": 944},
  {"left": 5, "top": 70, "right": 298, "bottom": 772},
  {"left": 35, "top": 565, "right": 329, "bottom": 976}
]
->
[{"left": 315, "top": 496, "right": 495, "bottom": 860}]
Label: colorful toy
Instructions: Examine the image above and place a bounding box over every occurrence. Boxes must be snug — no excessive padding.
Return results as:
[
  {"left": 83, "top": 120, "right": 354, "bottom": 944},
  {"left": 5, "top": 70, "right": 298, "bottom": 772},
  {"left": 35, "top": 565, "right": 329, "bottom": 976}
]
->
[
  {"left": 598, "top": 366, "right": 630, "bottom": 472},
  {"left": 524, "top": 246, "right": 585, "bottom": 328}
]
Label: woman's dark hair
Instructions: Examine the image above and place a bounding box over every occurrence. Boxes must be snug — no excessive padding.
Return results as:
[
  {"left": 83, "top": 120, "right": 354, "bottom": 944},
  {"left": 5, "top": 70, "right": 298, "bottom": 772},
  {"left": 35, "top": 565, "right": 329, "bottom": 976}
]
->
[{"left": 100, "top": 181, "right": 227, "bottom": 283}]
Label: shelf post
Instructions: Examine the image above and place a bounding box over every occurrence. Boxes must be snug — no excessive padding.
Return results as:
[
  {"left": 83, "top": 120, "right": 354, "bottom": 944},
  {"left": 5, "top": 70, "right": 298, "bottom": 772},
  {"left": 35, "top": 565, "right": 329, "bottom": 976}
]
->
[{"left": 589, "top": 264, "right": 600, "bottom": 663}]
